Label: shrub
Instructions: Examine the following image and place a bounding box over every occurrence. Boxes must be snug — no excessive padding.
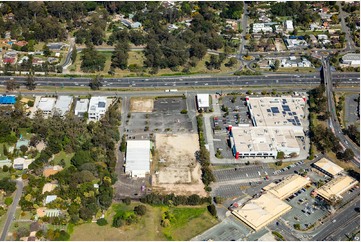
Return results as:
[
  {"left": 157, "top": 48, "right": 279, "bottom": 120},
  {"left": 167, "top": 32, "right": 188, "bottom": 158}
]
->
[
  {"left": 112, "top": 216, "right": 123, "bottom": 228},
  {"left": 96, "top": 218, "right": 108, "bottom": 226},
  {"left": 134, "top": 205, "right": 147, "bottom": 216},
  {"left": 123, "top": 197, "right": 131, "bottom": 205},
  {"left": 4, "top": 197, "right": 13, "bottom": 206},
  {"left": 180, "top": 109, "right": 188, "bottom": 114}
]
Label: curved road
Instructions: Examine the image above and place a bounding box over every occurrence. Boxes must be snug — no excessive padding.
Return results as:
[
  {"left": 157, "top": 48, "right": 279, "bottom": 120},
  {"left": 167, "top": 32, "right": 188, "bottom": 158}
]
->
[{"left": 0, "top": 179, "right": 24, "bottom": 241}]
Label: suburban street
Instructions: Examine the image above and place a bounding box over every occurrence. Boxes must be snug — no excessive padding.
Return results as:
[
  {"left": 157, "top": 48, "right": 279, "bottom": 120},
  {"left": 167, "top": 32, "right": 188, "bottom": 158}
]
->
[
  {"left": 0, "top": 179, "right": 24, "bottom": 241},
  {"left": 337, "top": 1, "right": 357, "bottom": 51}
]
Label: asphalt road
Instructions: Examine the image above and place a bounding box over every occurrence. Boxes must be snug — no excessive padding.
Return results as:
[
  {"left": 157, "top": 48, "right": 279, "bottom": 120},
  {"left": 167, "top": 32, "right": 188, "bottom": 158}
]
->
[
  {"left": 337, "top": 1, "right": 357, "bottom": 51},
  {"left": 323, "top": 59, "right": 360, "bottom": 167},
  {"left": 313, "top": 197, "right": 360, "bottom": 241},
  {"left": 0, "top": 73, "right": 359, "bottom": 89},
  {"left": 0, "top": 179, "right": 24, "bottom": 241}
]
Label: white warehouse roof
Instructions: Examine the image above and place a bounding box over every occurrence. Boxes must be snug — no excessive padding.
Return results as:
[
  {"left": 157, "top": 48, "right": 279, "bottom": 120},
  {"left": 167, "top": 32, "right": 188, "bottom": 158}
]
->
[
  {"left": 197, "top": 94, "right": 210, "bottom": 108},
  {"left": 125, "top": 140, "right": 151, "bottom": 178}
]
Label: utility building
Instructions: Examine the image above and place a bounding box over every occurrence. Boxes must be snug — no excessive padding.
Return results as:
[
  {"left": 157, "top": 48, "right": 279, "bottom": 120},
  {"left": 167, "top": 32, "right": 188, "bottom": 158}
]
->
[
  {"left": 196, "top": 94, "right": 210, "bottom": 111},
  {"left": 125, "top": 140, "right": 151, "bottom": 178}
]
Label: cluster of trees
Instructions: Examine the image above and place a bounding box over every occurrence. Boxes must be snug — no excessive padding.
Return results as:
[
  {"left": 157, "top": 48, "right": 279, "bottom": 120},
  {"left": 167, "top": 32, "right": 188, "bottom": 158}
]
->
[
  {"left": 17, "top": 98, "right": 121, "bottom": 225},
  {"left": 344, "top": 125, "right": 360, "bottom": 147},
  {"left": 81, "top": 44, "right": 106, "bottom": 72},
  {"left": 270, "top": 2, "right": 320, "bottom": 28},
  {"left": 0, "top": 178, "right": 16, "bottom": 195},
  {"left": 140, "top": 193, "right": 211, "bottom": 206},
  {"left": 196, "top": 115, "right": 215, "bottom": 188},
  {"left": 112, "top": 204, "right": 146, "bottom": 228}
]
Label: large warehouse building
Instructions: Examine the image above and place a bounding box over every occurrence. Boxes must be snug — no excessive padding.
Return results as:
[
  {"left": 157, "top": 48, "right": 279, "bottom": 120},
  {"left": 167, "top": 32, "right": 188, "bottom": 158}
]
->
[
  {"left": 232, "top": 193, "right": 292, "bottom": 231},
  {"left": 125, "top": 140, "right": 151, "bottom": 178},
  {"left": 229, "top": 96, "right": 307, "bottom": 159},
  {"left": 316, "top": 175, "right": 358, "bottom": 202}
]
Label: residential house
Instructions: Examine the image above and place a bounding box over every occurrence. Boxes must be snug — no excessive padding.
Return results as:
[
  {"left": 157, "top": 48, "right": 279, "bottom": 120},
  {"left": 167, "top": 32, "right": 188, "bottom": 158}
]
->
[
  {"left": 44, "top": 195, "right": 57, "bottom": 205},
  {"left": 43, "top": 165, "right": 63, "bottom": 177},
  {"left": 309, "top": 34, "right": 318, "bottom": 44},
  {"left": 284, "top": 20, "right": 294, "bottom": 32},
  {"left": 253, "top": 23, "right": 273, "bottom": 33}
]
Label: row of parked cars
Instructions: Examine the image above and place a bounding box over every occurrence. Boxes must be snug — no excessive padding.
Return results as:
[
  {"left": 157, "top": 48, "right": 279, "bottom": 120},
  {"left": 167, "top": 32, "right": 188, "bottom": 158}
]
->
[
  {"left": 285, "top": 187, "right": 307, "bottom": 202},
  {"left": 273, "top": 160, "right": 305, "bottom": 175}
]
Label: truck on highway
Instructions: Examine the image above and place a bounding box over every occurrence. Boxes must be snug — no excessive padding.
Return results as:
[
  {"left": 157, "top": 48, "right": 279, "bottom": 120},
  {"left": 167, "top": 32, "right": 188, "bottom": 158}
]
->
[{"left": 165, "top": 89, "right": 178, "bottom": 92}]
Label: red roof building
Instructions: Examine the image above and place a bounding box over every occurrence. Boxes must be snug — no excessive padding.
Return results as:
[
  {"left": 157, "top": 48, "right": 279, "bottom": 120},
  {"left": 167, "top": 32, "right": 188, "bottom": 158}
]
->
[{"left": 3, "top": 57, "right": 15, "bottom": 64}]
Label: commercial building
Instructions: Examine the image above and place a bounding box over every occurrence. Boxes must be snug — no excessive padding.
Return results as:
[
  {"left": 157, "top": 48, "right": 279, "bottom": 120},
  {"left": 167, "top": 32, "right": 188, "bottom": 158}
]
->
[
  {"left": 74, "top": 99, "right": 89, "bottom": 117},
  {"left": 229, "top": 96, "right": 307, "bottom": 159},
  {"left": 229, "top": 126, "right": 302, "bottom": 159},
  {"left": 53, "top": 96, "right": 73, "bottom": 117},
  {"left": 341, "top": 53, "right": 361, "bottom": 67},
  {"left": 316, "top": 175, "right": 358, "bottom": 202},
  {"left": 0, "top": 95, "right": 16, "bottom": 105},
  {"left": 37, "top": 97, "right": 56, "bottom": 116},
  {"left": 284, "top": 20, "right": 294, "bottom": 32},
  {"left": 196, "top": 94, "right": 210, "bottom": 111},
  {"left": 246, "top": 96, "right": 306, "bottom": 127},
  {"left": 312, "top": 158, "right": 344, "bottom": 178},
  {"left": 232, "top": 193, "right": 292, "bottom": 231},
  {"left": 252, "top": 23, "right": 273, "bottom": 33},
  {"left": 88, "top": 96, "right": 108, "bottom": 121},
  {"left": 125, "top": 140, "right": 151, "bottom": 178},
  {"left": 264, "top": 174, "right": 311, "bottom": 200}
]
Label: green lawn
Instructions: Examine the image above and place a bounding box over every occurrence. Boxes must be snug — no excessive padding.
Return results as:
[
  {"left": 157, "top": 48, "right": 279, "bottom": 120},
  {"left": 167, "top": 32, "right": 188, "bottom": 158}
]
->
[
  {"left": 18, "top": 128, "right": 32, "bottom": 140},
  {"left": 275, "top": 67, "right": 317, "bottom": 73},
  {"left": 70, "top": 203, "right": 218, "bottom": 241},
  {"left": 52, "top": 151, "right": 74, "bottom": 168}
]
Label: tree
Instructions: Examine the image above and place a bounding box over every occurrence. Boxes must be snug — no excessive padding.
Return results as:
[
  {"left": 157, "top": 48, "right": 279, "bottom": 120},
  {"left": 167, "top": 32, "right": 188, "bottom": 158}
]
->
[
  {"left": 4, "top": 197, "right": 13, "bottom": 206},
  {"left": 276, "top": 151, "right": 285, "bottom": 159},
  {"left": 80, "top": 44, "right": 106, "bottom": 72},
  {"left": 3, "top": 144, "right": 8, "bottom": 156},
  {"left": 123, "top": 197, "right": 131, "bottom": 205},
  {"left": 2, "top": 165, "right": 9, "bottom": 172},
  {"left": 71, "top": 45, "right": 77, "bottom": 63},
  {"left": 207, "top": 204, "right": 217, "bottom": 217},
  {"left": 96, "top": 218, "right": 108, "bottom": 226},
  {"left": 89, "top": 75, "right": 103, "bottom": 90},
  {"left": 71, "top": 150, "right": 92, "bottom": 168},
  {"left": 43, "top": 44, "right": 52, "bottom": 57},
  {"left": 225, "top": 57, "right": 238, "bottom": 67},
  {"left": 111, "top": 42, "right": 129, "bottom": 70},
  {"left": 274, "top": 59, "right": 280, "bottom": 71},
  {"left": 337, "top": 148, "right": 354, "bottom": 161},
  {"left": 20, "top": 145, "right": 28, "bottom": 155},
  {"left": 134, "top": 205, "right": 147, "bottom": 216},
  {"left": 25, "top": 75, "right": 36, "bottom": 90},
  {"left": 6, "top": 79, "right": 18, "bottom": 91},
  {"left": 112, "top": 215, "right": 123, "bottom": 228},
  {"left": 16, "top": 227, "right": 30, "bottom": 240}
]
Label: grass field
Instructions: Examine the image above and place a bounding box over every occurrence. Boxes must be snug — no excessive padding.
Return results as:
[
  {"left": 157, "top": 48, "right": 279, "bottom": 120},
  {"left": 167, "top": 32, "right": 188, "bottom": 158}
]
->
[
  {"left": 70, "top": 202, "right": 218, "bottom": 241},
  {"left": 268, "top": 161, "right": 297, "bottom": 170},
  {"left": 52, "top": 151, "right": 74, "bottom": 168},
  {"left": 326, "top": 152, "right": 359, "bottom": 172},
  {"left": 275, "top": 67, "right": 317, "bottom": 73}
]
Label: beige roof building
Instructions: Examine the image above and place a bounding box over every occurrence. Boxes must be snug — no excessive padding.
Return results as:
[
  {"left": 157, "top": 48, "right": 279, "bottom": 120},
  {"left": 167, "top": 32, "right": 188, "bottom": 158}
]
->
[
  {"left": 317, "top": 175, "right": 358, "bottom": 201},
  {"left": 232, "top": 193, "right": 292, "bottom": 231},
  {"left": 267, "top": 174, "right": 311, "bottom": 200},
  {"left": 312, "top": 158, "right": 344, "bottom": 177},
  {"left": 42, "top": 183, "right": 58, "bottom": 194}
]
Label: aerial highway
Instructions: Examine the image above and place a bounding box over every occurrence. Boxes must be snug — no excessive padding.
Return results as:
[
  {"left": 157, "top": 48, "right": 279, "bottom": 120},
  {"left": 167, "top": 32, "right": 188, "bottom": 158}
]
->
[
  {"left": 0, "top": 73, "right": 359, "bottom": 89},
  {"left": 322, "top": 58, "right": 360, "bottom": 167}
]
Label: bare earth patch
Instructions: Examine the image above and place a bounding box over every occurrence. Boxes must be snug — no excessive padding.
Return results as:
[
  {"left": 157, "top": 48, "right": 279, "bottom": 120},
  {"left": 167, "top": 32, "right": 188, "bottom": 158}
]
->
[
  {"left": 130, "top": 98, "right": 154, "bottom": 112},
  {"left": 152, "top": 134, "right": 207, "bottom": 197}
]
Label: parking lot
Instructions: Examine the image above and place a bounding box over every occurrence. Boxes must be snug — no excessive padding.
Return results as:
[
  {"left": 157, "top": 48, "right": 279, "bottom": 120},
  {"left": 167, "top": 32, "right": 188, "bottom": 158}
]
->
[
  {"left": 125, "top": 97, "right": 194, "bottom": 139},
  {"left": 214, "top": 165, "right": 273, "bottom": 182},
  {"left": 212, "top": 184, "right": 248, "bottom": 198},
  {"left": 282, "top": 186, "right": 329, "bottom": 230},
  {"left": 344, "top": 94, "right": 360, "bottom": 128}
]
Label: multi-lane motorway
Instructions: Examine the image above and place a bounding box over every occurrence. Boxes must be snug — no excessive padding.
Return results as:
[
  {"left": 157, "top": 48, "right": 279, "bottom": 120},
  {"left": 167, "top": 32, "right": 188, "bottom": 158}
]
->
[{"left": 0, "top": 73, "right": 359, "bottom": 89}]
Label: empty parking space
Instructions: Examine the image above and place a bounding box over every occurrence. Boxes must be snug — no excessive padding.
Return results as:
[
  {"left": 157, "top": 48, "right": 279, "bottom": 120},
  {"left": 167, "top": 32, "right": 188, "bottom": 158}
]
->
[
  {"left": 214, "top": 166, "right": 273, "bottom": 182},
  {"left": 213, "top": 184, "right": 247, "bottom": 198}
]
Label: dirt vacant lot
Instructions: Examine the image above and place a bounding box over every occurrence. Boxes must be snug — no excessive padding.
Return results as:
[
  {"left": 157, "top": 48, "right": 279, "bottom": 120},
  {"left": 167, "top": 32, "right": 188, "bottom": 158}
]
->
[
  {"left": 153, "top": 134, "right": 207, "bottom": 197},
  {"left": 130, "top": 98, "right": 154, "bottom": 112}
]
